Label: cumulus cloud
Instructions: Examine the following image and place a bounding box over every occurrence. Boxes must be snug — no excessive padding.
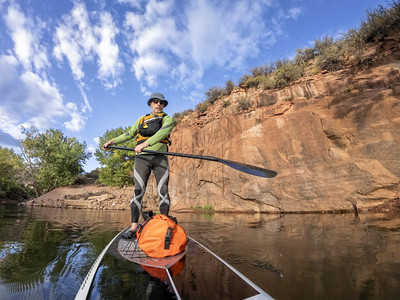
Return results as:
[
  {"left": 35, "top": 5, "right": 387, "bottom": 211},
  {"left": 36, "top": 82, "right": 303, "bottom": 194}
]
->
[
  {"left": 123, "top": 0, "right": 301, "bottom": 93},
  {"left": 0, "top": 55, "right": 84, "bottom": 138},
  {"left": 53, "top": 2, "right": 96, "bottom": 80},
  {"left": 117, "top": 0, "right": 145, "bottom": 9},
  {"left": 0, "top": 3, "right": 89, "bottom": 141},
  {"left": 94, "top": 12, "right": 124, "bottom": 89},
  {"left": 0, "top": 0, "right": 304, "bottom": 147},
  {"left": 64, "top": 102, "right": 86, "bottom": 132},
  {"left": 4, "top": 3, "right": 49, "bottom": 72},
  {"left": 53, "top": 1, "right": 124, "bottom": 89}
]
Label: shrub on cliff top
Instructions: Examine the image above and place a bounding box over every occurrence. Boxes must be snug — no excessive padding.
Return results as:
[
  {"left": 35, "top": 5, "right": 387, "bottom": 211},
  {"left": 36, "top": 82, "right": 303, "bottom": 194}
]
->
[
  {"left": 315, "top": 43, "right": 344, "bottom": 71},
  {"left": 173, "top": 109, "right": 193, "bottom": 125},
  {"left": 273, "top": 60, "right": 305, "bottom": 87},
  {"left": 195, "top": 101, "right": 210, "bottom": 114},
  {"left": 342, "top": 1, "right": 400, "bottom": 55},
  {"left": 224, "top": 80, "right": 235, "bottom": 95},
  {"left": 358, "top": 1, "right": 400, "bottom": 43},
  {"left": 205, "top": 86, "right": 224, "bottom": 104},
  {"left": 236, "top": 96, "right": 251, "bottom": 111}
]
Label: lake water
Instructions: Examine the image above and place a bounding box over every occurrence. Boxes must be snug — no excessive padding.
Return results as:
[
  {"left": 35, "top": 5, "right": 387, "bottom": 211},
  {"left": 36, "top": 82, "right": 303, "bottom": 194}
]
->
[{"left": 0, "top": 205, "right": 399, "bottom": 299}]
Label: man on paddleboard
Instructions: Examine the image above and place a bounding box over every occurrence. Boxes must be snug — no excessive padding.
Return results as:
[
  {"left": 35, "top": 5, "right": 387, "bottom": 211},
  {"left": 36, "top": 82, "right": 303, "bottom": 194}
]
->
[{"left": 103, "top": 92, "right": 174, "bottom": 239}]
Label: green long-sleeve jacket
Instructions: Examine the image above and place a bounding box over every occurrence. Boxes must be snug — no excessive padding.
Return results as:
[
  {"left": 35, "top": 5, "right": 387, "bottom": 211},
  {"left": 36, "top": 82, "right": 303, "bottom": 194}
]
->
[{"left": 113, "top": 113, "right": 174, "bottom": 153}]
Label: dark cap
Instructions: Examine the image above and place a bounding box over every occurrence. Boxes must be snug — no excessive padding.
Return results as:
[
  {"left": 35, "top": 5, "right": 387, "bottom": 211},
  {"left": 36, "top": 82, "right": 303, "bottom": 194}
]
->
[{"left": 147, "top": 92, "right": 168, "bottom": 107}]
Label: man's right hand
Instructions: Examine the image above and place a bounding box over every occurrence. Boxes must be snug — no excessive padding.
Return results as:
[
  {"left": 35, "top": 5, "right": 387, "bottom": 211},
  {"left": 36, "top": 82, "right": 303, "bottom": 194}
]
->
[{"left": 103, "top": 139, "right": 115, "bottom": 150}]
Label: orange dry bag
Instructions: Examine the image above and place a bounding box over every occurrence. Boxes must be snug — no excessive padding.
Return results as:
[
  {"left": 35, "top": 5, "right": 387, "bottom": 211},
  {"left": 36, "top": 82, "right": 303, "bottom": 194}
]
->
[{"left": 136, "top": 214, "right": 187, "bottom": 258}]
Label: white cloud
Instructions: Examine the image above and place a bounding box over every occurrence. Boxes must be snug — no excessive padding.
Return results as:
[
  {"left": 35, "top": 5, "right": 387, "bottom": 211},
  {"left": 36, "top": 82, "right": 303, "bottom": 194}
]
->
[
  {"left": 94, "top": 12, "right": 124, "bottom": 89},
  {"left": 124, "top": 0, "right": 181, "bottom": 90},
  {"left": 0, "top": 106, "right": 23, "bottom": 140},
  {"left": 272, "top": 5, "right": 303, "bottom": 36},
  {"left": 288, "top": 7, "right": 302, "bottom": 19},
  {"left": 20, "top": 71, "right": 65, "bottom": 121},
  {"left": 4, "top": 3, "right": 49, "bottom": 72},
  {"left": 117, "top": 0, "right": 145, "bottom": 9},
  {"left": 0, "top": 0, "right": 305, "bottom": 146},
  {"left": 0, "top": 54, "right": 86, "bottom": 139},
  {"left": 184, "top": 90, "right": 203, "bottom": 104},
  {"left": 0, "top": 4, "right": 89, "bottom": 139},
  {"left": 53, "top": 2, "right": 95, "bottom": 81},
  {"left": 64, "top": 102, "right": 86, "bottom": 132},
  {"left": 123, "top": 0, "right": 299, "bottom": 92},
  {"left": 53, "top": 1, "right": 124, "bottom": 90}
]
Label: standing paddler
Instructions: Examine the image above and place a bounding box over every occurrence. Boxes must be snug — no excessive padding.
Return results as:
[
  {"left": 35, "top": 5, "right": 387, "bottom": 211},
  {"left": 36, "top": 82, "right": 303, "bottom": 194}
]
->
[{"left": 103, "top": 92, "right": 174, "bottom": 239}]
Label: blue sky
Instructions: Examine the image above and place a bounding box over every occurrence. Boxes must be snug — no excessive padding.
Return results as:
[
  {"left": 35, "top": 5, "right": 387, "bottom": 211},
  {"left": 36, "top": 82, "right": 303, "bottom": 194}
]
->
[{"left": 0, "top": 0, "right": 388, "bottom": 171}]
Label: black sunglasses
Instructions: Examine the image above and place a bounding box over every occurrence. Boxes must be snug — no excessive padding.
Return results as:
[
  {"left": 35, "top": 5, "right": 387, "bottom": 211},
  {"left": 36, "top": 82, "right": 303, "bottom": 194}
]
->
[{"left": 151, "top": 99, "right": 166, "bottom": 105}]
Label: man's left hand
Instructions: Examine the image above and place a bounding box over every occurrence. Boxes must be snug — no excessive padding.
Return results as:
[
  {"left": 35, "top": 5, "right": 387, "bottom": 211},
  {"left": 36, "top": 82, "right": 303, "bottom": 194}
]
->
[{"left": 135, "top": 141, "right": 149, "bottom": 153}]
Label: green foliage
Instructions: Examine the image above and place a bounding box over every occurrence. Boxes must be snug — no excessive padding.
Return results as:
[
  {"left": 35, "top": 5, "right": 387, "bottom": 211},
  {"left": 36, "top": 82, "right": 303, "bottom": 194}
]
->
[
  {"left": 315, "top": 43, "right": 344, "bottom": 71},
  {"left": 222, "top": 99, "right": 231, "bottom": 107},
  {"left": 260, "top": 76, "right": 278, "bottom": 90},
  {"left": 250, "top": 65, "right": 272, "bottom": 77},
  {"left": 273, "top": 60, "right": 305, "bottom": 87},
  {"left": 295, "top": 47, "right": 316, "bottom": 63},
  {"left": 95, "top": 127, "right": 135, "bottom": 187},
  {"left": 238, "top": 74, "right": 251, "bottom": 86},
  {"left": 236, "top": 96, "right": 251, "bottom": 111},
  {"left": 240, "top": 59, "right": 305, "bottom": 90},
  {"left": 342, "top": 1, "right": 400, "bottom": 56},
  {"left": 0, "top": 147, "right": 25, "bottom": 198},
  {"left": 21, "top": 127, "right": 91, "bottom": 195},
  {"left": 203, "top": 204, "right": 213, "bottom": 210},
  {"left": 195, "top": 101, "right": 210, "bottom": 114},
  {"left": 313, "top": 36, "right": 335, "bottom": 56},
  {"left": 205, "top": 86, "right": 224, "bottom": 104},
  {"left": 173, "top": 109, "right": 193, "bottom": 125},
  {"left": 224, "top": 80, "right": 235, "bottom": 95},
  {"left": 358, "top": 1, "right": 400, "bottom": 43},
  {"left": 342, "top": 29, "right": 365, "bottom": 58},
  {"left": 242, "top": 76, "right": 268, "bottom": 88}
]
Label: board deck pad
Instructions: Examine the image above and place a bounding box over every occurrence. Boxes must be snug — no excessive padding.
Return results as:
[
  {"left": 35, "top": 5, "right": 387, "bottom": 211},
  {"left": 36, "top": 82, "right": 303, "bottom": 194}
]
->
[{"left": 118, "top": 237, "right": 187, "bottom": 269}]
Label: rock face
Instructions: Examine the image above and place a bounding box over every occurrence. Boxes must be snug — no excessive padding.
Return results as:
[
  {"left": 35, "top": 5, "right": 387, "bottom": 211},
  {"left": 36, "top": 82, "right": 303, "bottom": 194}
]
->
[{"left": 169, "top": 61, "right": 400, "bottom": 212}]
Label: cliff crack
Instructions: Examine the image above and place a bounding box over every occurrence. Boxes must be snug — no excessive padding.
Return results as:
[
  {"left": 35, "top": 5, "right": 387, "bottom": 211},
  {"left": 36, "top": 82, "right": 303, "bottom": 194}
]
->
[{"left": 231, "top": 191, "right": 282, "bottom": 212}]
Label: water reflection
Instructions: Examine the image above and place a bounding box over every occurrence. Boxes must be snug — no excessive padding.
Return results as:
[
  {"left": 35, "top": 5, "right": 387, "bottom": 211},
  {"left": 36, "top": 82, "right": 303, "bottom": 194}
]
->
[{"left": 0, "top": 205, "right": 399, "bottom": 299}]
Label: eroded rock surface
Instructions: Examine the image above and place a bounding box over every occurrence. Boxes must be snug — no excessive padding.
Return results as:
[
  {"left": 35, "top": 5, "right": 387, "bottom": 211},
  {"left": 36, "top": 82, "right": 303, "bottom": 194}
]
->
[{"left": 169, "top": 62, "right": 400, "bottom": 213}]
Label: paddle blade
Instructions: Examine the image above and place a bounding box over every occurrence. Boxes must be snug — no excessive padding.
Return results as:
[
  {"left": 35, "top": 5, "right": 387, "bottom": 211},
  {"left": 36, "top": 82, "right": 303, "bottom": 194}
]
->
[{"left": 218, "top": 159, "right": 277, "bottom": 178}]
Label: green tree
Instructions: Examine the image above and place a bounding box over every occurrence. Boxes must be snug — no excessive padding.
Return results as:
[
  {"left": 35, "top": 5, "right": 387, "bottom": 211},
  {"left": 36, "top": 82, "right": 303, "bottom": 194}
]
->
[
  {"left": 20, "top": 127, "right": 91, "bottom": 196},
  {"left": 0, "top": 147, "right": 26, "bottom": 198},
  {"left": 95, "top": 127, "right": 136, "bottom": 187}
]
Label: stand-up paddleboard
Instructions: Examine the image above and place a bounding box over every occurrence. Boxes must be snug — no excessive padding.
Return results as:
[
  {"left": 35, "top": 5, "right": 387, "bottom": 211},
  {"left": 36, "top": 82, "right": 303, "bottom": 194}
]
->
[{"left": 76, "top": 229, "right": 273, "bottom": 299}]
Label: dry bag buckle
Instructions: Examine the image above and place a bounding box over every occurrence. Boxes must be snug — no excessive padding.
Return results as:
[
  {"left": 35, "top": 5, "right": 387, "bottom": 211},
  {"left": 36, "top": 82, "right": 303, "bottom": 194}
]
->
[{"left": 164, "top": 227, "right": 174, "bottom": 250}]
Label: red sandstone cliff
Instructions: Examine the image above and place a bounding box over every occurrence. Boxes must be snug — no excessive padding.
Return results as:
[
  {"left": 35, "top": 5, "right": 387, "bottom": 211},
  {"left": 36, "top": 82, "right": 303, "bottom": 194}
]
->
[{"left": 168, "top": 37, "right": 400, "bottom": 213}]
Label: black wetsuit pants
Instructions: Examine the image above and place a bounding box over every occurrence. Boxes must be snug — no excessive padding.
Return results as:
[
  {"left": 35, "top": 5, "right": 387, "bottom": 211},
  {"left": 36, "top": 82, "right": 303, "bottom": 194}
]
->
[{"left": 130, "top": 154, "right": 170, "bottom": 223}]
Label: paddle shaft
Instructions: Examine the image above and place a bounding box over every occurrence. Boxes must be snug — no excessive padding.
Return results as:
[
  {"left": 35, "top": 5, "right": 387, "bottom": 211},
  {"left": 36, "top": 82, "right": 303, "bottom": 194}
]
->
[
  {"left": 106, "top": 146, "right": 277, "bottom": 178},
  {"left": 107, "top": 146, "right": 220, "bottom": 161}
]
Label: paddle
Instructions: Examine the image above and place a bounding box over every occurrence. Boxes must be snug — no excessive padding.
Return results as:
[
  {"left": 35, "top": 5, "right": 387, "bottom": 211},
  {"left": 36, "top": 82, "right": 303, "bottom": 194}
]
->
[{"left": 106, "top": 146, "right": 277, "bottom": 178}]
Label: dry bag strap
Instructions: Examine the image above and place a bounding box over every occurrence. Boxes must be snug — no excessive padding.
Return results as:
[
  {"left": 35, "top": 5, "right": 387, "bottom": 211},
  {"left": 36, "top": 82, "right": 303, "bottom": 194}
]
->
[{"left": 164, "top": 226, "right": 175, "bottom": 250}]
